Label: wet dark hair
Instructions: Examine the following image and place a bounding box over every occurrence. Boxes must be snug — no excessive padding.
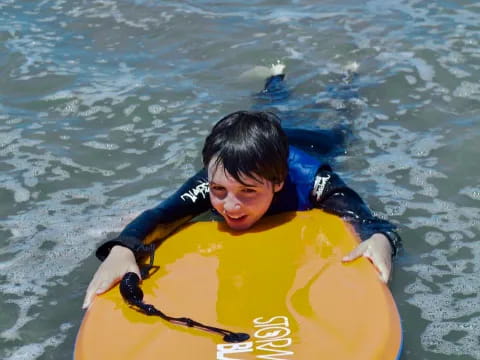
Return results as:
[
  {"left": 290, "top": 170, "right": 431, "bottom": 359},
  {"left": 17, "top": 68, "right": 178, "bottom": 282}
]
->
[{"left": 202, "top": 111, "right": 289, "bottom": 185}]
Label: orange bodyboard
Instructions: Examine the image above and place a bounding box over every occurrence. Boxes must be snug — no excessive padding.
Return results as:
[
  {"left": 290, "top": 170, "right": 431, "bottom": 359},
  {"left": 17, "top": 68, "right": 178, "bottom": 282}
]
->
[{"left": 75, "top": 210, "right": 402, "bottom": 359}]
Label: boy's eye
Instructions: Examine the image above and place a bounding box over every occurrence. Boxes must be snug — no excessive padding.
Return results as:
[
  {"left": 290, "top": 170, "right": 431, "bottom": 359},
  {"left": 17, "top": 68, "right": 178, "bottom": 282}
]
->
[
  {"left": 242, "top": 188, "right": 257, "bottom": 194},
  {"left": 211, "top": 185, "right": 225, "bottom": 192}
]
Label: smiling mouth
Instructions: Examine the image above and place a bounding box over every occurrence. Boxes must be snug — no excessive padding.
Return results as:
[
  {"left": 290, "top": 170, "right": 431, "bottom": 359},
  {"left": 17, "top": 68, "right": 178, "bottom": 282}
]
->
[{"left": 225, "top": 214, "right": 247, "bottom": 222}]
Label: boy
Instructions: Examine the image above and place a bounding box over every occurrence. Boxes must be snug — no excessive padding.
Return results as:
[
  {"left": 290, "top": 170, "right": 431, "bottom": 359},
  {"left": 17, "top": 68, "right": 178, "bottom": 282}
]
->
[{"left": 83, "top": 110, "right": 400, "bottom": 309}]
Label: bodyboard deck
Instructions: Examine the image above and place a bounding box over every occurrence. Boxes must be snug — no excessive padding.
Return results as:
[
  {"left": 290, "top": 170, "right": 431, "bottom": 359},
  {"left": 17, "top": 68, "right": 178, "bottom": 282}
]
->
[{"left": 75, "top": 210, "right": 402, "bottom": 359}]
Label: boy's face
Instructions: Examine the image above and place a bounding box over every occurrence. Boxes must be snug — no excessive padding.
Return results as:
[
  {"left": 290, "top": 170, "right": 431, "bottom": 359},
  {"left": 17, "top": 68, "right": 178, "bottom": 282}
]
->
[{"left": 208, "top": 160, "right": 284, "bottom": 231}]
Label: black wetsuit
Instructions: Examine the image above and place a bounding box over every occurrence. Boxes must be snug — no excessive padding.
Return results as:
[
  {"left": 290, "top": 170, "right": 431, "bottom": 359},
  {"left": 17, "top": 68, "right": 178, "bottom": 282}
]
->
[
  {"left": 96, "top": 146, "right": 401, "bottom": 261},
  {"left": 97, "top": 73, "right": 401, "bottom": 261}
]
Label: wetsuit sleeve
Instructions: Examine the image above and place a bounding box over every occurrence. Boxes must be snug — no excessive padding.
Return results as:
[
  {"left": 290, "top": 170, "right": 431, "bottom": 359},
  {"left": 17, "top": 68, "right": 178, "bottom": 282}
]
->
[
  {"left": 96, "top": 169, "right": 211, "bottom": 261},
  {"left": 310, "top": 165, "right": 402, "bottom": 257}
]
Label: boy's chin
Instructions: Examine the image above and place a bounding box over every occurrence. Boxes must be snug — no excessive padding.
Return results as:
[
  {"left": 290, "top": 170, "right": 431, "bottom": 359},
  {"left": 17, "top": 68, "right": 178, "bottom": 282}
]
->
[{"left": 224, "top": 217, "right": 256, "bottom": 231}]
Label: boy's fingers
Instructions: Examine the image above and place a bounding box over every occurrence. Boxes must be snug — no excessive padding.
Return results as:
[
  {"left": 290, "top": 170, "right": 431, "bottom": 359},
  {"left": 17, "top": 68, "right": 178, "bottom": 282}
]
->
[
  {"left": 95, "top": 280, "right": 112, "bottom": 294},
  {"left": 372, "top": 254, "right": 392, "bottom": 283},
  {"left": 82, "top": 273, "right": 113, "bottom": 309},
  {"left": 82, "top": 277, "right": 115, "bottom": 309},
  {"left": 375, "top": 259, "right": 388, "bottom": 283},
  {"left": 342, "top": 235, "right": 393, "bottom": 283},
  {"left": 82, "top": 248, "right": 139, "bottom": 310},
  {"left": 380, "top": 271, "right": 389, "bottom": 283},
  {"left": 382, "top": 258, "right": 392, "bottom": 283},
  {"left": 82, "top": 283, "right": 97, "bottom": 309},
  {"left": 82, "top": 292, "right": 92, "bottom": 310},
  {"left": 342, "top": 242, "right": 366, "bottom": 262}
]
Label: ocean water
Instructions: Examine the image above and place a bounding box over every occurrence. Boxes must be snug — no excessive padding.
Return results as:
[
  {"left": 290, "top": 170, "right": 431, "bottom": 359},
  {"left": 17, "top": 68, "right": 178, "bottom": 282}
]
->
[{"left": 1, "top": 0, "right": 479, "bottom": 359}]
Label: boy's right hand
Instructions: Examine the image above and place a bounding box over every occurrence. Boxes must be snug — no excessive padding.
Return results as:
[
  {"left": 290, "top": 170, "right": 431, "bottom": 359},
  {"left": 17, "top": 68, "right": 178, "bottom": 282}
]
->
[{"left": 82, "top": 245, "right": 141, "bottom": 310}]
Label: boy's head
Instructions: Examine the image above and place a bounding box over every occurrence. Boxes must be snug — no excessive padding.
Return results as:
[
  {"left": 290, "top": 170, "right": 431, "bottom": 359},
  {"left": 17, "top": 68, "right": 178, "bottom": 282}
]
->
[
  {"left": 202, "top": 111, "right": 289, "bottom": 230},
  {"left": 202, "top": 111, "right": 289, "bottom": 185}
]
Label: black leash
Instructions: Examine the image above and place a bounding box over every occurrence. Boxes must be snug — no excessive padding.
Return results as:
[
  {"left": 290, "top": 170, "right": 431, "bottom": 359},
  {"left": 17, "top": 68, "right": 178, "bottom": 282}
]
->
[{"left": 119, "top": 272, "right": 250, "bottom": 343}]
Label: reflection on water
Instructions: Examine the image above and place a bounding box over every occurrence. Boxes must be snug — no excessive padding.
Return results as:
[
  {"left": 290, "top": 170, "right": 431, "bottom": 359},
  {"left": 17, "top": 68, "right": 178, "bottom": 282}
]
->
[{"left": 0, "top": 0, "right": 479, "bottom": 359}]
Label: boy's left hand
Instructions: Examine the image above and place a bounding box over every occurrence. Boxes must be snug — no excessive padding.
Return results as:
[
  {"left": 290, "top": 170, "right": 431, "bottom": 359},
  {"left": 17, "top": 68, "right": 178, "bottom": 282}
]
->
[{"left": 341, "top": 233, "right": 392, "bottom": 283}]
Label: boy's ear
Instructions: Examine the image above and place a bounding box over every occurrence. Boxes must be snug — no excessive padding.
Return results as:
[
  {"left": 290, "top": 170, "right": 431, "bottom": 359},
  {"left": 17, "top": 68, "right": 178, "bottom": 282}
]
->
[{"left": 273, "top": 181, "right": 284, "bottom": 193}]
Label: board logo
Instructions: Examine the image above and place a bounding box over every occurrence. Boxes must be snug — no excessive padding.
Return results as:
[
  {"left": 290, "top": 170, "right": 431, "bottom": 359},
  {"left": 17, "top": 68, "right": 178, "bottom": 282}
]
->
[{"left": 216, "top": 316, "right": 293, "bottom": 360}]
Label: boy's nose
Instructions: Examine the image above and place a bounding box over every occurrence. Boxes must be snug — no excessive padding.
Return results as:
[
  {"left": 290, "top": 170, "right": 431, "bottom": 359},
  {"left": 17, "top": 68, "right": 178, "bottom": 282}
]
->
[{"left": 223, "top": 194, "right": 241, "bottom": 213}]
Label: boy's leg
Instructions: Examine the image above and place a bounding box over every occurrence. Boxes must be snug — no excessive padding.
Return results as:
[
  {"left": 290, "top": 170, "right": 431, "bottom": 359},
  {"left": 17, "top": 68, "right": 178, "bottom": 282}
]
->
[
  {"left": 254, "top": 63, "right": 290, "bottom": 104},
  {"left": 251, "top": 63, "right": 359, "bottom": 158},
  {"left": 284, "top": 126, "right": 347, "bottom": 158},
  {"left": 285, "top": 66, "right": 361, "bottom": 157}
]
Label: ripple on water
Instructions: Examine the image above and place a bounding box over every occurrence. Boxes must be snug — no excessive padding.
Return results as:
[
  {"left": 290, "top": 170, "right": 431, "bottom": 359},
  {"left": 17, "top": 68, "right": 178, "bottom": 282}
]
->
[
  {"left": 453, "top": 81, "right": 480, "bottom": 99},
  {"left": 0, "top": 91, "right": 208, "bottom": 359},
  {"left": 459, "top": 186, "right": 480, "bottom": 201},
  {"left": 1, "top": 0, "right": 480, "bottom": 359},
  {"left": 355, "top": 109, "right": 480, "bottom": 358}
]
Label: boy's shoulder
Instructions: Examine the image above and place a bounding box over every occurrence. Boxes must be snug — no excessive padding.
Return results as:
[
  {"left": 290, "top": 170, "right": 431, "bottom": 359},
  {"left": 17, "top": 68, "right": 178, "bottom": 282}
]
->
[{"left": 288, "top": 146, "right": 324, "bottom": 175}]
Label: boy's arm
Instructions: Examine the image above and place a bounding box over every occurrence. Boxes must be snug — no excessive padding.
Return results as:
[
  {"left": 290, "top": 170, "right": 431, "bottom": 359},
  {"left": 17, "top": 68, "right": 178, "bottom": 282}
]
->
[
  {"left": 96, "top": 169, "right": 211, "bottom": 261},
  {"left": 83, "top": 169, "right": 211, "bottom": 309},
  {"left": 311, "top": 165, "right": 402, "bottom": 257}
]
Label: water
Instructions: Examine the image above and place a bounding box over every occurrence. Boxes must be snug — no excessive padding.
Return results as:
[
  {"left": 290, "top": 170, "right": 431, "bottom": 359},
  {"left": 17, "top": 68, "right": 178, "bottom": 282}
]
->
[{"left": 1, "top": 0, "right": 479, "bottom": 359}]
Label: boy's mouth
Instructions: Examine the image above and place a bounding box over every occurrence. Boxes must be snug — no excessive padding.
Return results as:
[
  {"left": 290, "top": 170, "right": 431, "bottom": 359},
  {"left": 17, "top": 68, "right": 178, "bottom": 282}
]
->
[{"left": 225, "top": 214, "right": 247, "bottom": 223}]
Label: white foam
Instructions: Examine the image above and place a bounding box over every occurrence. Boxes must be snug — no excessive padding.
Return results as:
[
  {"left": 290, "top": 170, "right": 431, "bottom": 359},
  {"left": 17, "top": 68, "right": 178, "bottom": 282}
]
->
[
  {"left": 453, "top": 81, "right": 480, "bottom": 99},
  {"left": 4, "top": 323, "right": 72, "bottom": 360},
  {"left": 0, "top": 180, "right": 31, "bottom": 202},
  {"left": 285, "top": 47, "right": 303, "bottom": 60},
  {"left": 422, "top": 319, "right": 480, "bottom": 358},
  {"left": 147, "top": 104, "right": 164, "bottom": 114},
  {"left": 344, "top": 61, "right": 359, "bottom": 73},
  {"left": 123, "top": 104, "right": 138, "bottom": 116},
  {"left": 459, "top": 186, "right": 480, "bottom": 201},
  {"left": 270, "top": 62, "right": 286, "bottom": 76},
  {"left": 449, "top": 67, "right": 471, "bottom": 79},
  {"left": 83, "top": 141, "right": 120, "bottom": 151},
  {"left": 425, "top": 231, "right": 446, "bottom": 246},
  {"left": 405, "top": 75, "right": 417, "bottom": 85}
]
